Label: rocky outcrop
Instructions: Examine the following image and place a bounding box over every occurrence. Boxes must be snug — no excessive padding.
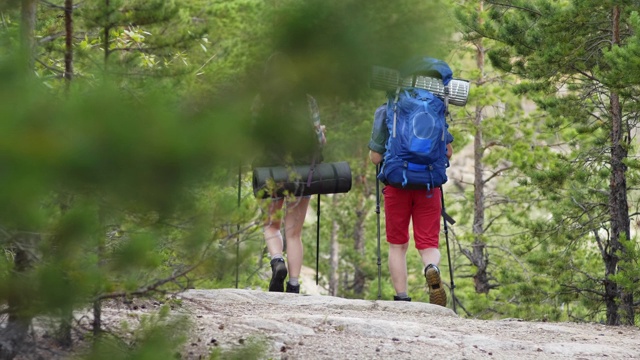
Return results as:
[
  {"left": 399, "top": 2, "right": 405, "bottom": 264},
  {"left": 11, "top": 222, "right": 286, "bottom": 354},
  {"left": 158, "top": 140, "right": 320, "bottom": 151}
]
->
[{"left": 158, "top": 289, "right": 640, "bottom": 359}]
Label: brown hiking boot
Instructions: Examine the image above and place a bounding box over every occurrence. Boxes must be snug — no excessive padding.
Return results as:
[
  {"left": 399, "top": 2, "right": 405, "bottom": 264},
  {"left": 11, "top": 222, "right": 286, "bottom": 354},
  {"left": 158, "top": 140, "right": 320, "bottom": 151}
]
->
[{"left": 424, "top": 264, "right": 447, "bottom": 307}]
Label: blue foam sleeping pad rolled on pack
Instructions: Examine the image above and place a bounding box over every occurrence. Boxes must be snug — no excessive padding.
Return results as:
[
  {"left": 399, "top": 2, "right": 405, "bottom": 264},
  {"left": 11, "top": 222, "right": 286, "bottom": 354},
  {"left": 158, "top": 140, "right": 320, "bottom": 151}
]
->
[{"left": 252, "top": 162, "right": 352, "bottom": 198}]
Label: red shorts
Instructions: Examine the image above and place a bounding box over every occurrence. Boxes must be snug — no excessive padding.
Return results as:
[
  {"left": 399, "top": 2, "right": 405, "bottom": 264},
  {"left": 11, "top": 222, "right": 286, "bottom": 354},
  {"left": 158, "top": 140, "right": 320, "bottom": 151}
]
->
[{"left": 383, "top": 186, "right": 441, "bottom": 250}]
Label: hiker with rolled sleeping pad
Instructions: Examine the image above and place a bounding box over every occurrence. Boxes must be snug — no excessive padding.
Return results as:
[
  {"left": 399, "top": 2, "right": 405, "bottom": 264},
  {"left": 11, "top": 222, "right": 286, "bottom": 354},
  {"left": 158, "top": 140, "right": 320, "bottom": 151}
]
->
[
  {"left": 368, "top": 57, "right": 468, "bottom": 308},
  {"left": 251, "top": 52, "right": 352, "bottom": 294}
]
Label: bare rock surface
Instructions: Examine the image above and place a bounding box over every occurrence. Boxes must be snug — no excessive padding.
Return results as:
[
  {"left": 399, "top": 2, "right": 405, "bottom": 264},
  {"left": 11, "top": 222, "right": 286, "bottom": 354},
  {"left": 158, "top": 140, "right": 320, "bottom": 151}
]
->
[{"left": 130, "top": 288, "right": 640, "bottom": 360}]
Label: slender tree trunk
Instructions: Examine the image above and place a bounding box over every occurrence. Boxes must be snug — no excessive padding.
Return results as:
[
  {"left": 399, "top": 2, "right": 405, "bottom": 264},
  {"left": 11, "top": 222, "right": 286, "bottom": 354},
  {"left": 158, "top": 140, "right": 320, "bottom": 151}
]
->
[
  {"left": 463, "top": 0, "right": 491, "bottom": 294},
  {"left": 471, "top": 103, "right": 490, "bottom": 294},
  {"left": 92, "top": 0, "right": 112, "bottom": 330},
  {"left": 1, "top": 233, "right": 39, "bottom": 360},
  {"left": 56, "top": 296, "right": 73, "bottom": 348},
  {"left": 19, "top": 0, "right": 37, "bottom": 73},
  {"left": 352, "top": 204, "right": 366, "bottom": 295},
  {"left": 93, "top": 205, "right": 110, "bottom": 336},
  {"left": 55, "top": 192, "right": 74, "bottom": 348},
  {"left": 1, "top": 3, "right": 39, "bottom": 358},
  {"left": 93, "top": 236, "right": 106, "bottom": 336},
  {"left": 605, "top": 5, "right": 632, "bottom": 326},
  {"left": 55, "top": 2, "right": 75, "bottom": 341},
  {"left": 103, "top": 0, "right": 111, "bottom": 66},
  {"left": 63, "top": 0, "right": 73, "bottom": 89},
  {"left": 329, "top": 196, "right": 339, "bottom": 296},
  {"left": 352, "top": 163, "right": 370, "bottom": 295},
  {"left": 606, "top": 90, "right": 624, "bottom": 326}
]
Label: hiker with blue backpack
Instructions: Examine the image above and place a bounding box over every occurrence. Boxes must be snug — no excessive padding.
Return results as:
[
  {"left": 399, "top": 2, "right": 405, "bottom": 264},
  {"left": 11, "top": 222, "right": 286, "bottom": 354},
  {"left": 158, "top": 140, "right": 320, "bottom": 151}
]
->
[
  {"left": 368, "top": 57, "right": 456, "bottom": 306},
  {"left": 252, "top": 52, "right": 326, "bottom": 294}
]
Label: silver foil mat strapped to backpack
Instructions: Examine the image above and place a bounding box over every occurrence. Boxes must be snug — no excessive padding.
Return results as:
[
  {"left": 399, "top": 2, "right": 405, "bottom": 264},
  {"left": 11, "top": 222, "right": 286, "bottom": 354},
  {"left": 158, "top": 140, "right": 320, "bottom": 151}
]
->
[{"left": 370, "top": 65, "right": 470, "bottom": 106}]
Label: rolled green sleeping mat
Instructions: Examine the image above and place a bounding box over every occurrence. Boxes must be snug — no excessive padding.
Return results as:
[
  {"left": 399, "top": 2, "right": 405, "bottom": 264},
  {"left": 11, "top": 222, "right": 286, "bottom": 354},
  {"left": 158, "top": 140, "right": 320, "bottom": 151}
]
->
[{"left": 252, "top": 162, "right": 352, "bottom": 198}]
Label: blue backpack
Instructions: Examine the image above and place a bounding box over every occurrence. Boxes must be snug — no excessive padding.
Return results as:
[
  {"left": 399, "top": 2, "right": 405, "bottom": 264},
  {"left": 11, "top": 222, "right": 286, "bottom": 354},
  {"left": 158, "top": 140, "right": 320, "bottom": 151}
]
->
[{"left": 378, "top": 57, "right": 454, "bottom": 190}]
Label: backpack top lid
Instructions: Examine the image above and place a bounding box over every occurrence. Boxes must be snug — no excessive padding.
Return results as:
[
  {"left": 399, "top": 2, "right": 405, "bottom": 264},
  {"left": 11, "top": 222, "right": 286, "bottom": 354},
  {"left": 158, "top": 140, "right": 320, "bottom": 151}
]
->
[{"left": 398, "top": 57, "right": 453, "bottom": 86}]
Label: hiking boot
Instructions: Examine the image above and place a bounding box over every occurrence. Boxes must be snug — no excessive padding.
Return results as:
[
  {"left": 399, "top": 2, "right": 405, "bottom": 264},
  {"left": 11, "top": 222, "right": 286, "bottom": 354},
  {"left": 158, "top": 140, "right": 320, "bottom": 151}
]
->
[
  {"left": 393, "top": 295, "right": 411, "bottom": 302},
  {"left": 269, "top": 258, "right": 287, "bottom": 292},
  {"left": 424, "top": 264, "right": 447, "bottom": 307},
  {"left": 285, "top": 282, "right": 300, "bottom": 294}
]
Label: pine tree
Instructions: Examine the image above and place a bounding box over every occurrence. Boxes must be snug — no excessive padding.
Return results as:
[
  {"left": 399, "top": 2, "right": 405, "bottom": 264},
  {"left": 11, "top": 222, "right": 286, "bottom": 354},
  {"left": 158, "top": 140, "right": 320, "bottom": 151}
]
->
[{"left": 476, "top": 0, "right": 639, "bottom": 325}]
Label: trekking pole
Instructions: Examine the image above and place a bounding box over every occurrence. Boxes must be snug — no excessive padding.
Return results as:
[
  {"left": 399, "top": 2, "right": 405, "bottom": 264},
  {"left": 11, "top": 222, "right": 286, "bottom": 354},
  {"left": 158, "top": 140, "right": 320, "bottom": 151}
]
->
[
  {"left": 440, "top": 186, "right": 456, "bottom": 313},
  {"left": 236, "top": 165, "right": 241, "bottom": 289},
  {"left": 316, "top": 194, "right": 321, "bottom": 285},
  {"left": 375, "top": 164, "right": 382, "bottom": 300}
]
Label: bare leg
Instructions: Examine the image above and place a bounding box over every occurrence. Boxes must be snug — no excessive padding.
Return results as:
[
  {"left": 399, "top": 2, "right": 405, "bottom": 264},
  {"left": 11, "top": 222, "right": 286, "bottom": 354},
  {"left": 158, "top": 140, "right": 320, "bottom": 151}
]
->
[
  {"left": 283, "top": 196, "right": 310, "bottom": 279},
  {"left": 263, "top": 198, "right": 285, "bottom": 257},
  {"left": 418, "top": 247, "right": 441, "bottom": 269},
  {"left": 388, "top": 242, "right": 409, "bottom": 294}
]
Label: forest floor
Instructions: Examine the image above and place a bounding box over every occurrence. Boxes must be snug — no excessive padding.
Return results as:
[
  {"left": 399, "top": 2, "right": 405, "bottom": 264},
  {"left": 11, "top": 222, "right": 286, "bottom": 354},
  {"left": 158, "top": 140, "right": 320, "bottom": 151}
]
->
[{"left": 18, "top": 287, "right": 640, "bottom": 360}]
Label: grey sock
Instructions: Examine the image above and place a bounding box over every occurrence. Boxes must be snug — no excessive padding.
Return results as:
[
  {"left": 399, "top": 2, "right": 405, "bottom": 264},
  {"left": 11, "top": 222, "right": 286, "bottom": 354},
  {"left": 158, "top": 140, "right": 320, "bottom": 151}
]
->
[
  {"left": 271, "top": 254, "right": 284, "bottom": 261},
  {"left": 288, "top": 277, "right": 299, "bottom": 286},
  {"left": 396, "top": 292, "right": 409, "bottom": 299}
]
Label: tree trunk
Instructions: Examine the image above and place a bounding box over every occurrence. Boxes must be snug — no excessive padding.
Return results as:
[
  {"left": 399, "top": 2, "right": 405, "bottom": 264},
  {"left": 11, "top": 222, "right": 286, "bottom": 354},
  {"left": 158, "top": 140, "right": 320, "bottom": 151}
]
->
[
  {"left": 467, "top": 0, "right": 491, "bottom": 295},
  {"left": 56, "top": 309, "right": 73, "bottom": 349},
  {"left": 607, "top": 90, "right": 632, "bottom": 324},
  {"left": 328, "top": 196, "right": 339, "bottom": 296},
  {"left": 605, "top": 90, "right": 624, "bottom": 326},
  {"left": 63, "top": 0, "right": 73, "bottom": 88},
  {"left": 103, "top": 0, "right": 111, "bottom": 66},
  {"left": 352, "top": 163, "right": 370, "bottom": 295},
  {"left": 55, "top": 192, "right": 75, "bottom": 348},
  {"left": 1, "top": 233, "right": 39, "bottom": 360},
  {"left": 93, "top": 205, "right": 110, "bottom": 336},
  {"left": 6, "top": 8, "right": 38, "bottom": 358},
  {"left": 19, "top": 0, "right": 37, "bottom": 73},
  {"left": 471, "top": 100, "right": 490, "bottom": 293},
  {"left": 605, "top": 5, "right": 632, "bottom": 326},
  {"left": 352, "top": 204, "right": 366, "bottom": 295}
]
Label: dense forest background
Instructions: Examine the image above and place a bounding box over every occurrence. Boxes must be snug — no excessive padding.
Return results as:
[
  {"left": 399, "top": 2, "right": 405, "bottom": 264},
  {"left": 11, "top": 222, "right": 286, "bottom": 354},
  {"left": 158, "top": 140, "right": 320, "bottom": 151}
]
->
[{"left": 1, "top": 0, "right": 639, "bottom": 359}]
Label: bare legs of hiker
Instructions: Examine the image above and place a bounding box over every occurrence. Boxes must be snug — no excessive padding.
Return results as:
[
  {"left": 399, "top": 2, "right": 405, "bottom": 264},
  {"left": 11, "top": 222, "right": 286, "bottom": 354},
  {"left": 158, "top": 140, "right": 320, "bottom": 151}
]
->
[
  {"left": 388, "top": 244, "right": 446, "bottom": 306},
  {"left": 388, "top": 243, "right": 411, "bottom": 301},
  {"left": 264, "top": 196, "right": 309, "bottom": 293}
]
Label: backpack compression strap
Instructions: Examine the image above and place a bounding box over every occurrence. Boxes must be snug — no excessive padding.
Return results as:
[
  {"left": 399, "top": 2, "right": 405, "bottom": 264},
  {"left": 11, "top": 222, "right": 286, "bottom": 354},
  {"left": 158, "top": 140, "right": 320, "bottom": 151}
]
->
[{"left": 391, "top": 86, "right": 401, "bottom": 138}]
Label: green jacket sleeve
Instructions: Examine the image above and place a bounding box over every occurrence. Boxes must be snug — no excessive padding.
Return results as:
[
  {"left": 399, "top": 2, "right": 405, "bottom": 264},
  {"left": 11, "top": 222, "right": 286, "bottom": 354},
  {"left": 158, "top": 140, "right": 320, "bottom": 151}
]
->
[{"left": 368, "top": 104, "right": 388, "bottom": 154}]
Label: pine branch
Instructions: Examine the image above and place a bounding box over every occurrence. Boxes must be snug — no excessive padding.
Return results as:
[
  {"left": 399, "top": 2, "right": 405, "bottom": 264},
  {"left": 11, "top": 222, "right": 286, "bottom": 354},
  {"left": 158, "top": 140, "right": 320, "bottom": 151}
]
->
[
  {"left": 97, "top": 264, "right": 198, "bottom": 301},
  {"left": 560, "top": 283, "right": 604, "bottom": 297},
  {"left": 35, "top": 58, "right": 64, "bottom": 74},
  {"left": 485, "top": 1, "right": 542, "bottom": 17},
  {"left": 195, "top": 53, "right": 219, "bottom": 75},
  {"left": 483, "top": 166, "right": 513, "bottom": 185},
  {"left": 38, "top": 32, "right": 65, "bottom": 44},
  {"left": 95, "top": 220, "right": 257, "bottom": 301}
]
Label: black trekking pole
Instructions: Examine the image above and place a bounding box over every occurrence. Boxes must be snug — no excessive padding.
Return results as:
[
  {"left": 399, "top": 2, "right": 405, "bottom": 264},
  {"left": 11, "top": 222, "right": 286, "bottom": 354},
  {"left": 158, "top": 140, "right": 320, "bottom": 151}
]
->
[
  {"left": 316, "top": 194, "right": 321, "bottom": 285},
  {"left": 440, "top": 186, "right": 456, "bottom": 313},
  {"left": 375, "top": 164, "right": 382, "bottom": 300},
  {"left": 236, "top": 165, "right": 241, "bottom": 289}
]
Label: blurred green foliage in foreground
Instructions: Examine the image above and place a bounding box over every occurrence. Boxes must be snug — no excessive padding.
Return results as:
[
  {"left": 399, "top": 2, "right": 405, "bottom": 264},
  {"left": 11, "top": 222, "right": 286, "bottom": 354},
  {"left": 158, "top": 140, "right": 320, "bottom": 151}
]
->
[{"left": 0, "top": 0, "right": 448, "bottom": 358}]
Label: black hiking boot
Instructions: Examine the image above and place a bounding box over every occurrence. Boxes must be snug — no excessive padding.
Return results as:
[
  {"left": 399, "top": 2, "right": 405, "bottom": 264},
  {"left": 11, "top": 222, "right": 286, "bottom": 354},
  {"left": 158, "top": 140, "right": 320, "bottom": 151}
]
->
[
  {"left": 269, "top": 258, "right": 287, "bottom": 292},
  {"left": 424, "top": 264, "right": 446, "bottom": 307},
  {"left": 393, "top": 295, "right": 411, "bottom": 301},
  {"left": 285, "top": 282, "right": 300, "bottom": 294}
]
